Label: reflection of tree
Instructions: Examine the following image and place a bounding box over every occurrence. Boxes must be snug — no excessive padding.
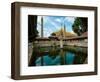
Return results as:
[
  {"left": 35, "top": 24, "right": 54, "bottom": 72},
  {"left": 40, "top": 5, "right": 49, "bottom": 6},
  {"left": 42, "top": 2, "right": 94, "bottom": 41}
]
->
[
  {"left": 72, "top": 17, "right": 87, "bottom": 36},
  {"left": 49, "top": 47, "right": 58, "bottom": 59},
  {"left": 74, "top": 53, "right": 87, "bottom": 64},
  {"left": 59, "top": 49, "right": 66, "bottom": 65},
  {"left": 28, "top": 15, "right": 38, "bottom": 42}
]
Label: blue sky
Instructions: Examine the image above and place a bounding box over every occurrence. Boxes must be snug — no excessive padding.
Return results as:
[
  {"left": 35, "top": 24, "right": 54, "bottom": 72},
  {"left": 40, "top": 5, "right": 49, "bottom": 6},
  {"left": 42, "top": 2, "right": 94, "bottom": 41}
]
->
[{"left": 37, "top": 16, "right": 76, "bottom": 37}]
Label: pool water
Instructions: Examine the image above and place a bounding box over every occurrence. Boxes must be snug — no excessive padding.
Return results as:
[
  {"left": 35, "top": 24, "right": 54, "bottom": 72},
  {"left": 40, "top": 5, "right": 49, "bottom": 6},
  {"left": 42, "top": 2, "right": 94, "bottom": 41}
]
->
[{"left": 29, "top": 47, "right": 87, "bottom": 66}]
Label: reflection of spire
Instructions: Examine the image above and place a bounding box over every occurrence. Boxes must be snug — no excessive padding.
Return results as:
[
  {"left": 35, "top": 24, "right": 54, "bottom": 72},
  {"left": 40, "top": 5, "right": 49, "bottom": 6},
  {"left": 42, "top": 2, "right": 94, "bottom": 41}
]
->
[
  {"left": 41, "top": 16, "right": 43, "bottom": 37},
  {"left": 60, "top": 49, "right": 66, "bottom": 65}
]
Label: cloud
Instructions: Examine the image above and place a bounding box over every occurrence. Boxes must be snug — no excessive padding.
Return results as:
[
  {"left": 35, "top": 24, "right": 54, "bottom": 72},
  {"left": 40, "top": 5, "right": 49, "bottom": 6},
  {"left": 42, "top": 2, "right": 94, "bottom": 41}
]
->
[
  {"left": 37, "top": 16, "right": 42, "bottom": 24},
  {"left": 50, "top": 21, "right": 59, "bottom": 30},
  {"left": 55, "top": 18, "right": 61, "bottom": 23},
  {"left": 64, "top": 17, "right": 75, "bottom": 24},
  {"left": 44, "top": 16, "right": 61, "bottom": 31},
  {"left": 37, "top": 16, "right": 75, "bottom": 37}
]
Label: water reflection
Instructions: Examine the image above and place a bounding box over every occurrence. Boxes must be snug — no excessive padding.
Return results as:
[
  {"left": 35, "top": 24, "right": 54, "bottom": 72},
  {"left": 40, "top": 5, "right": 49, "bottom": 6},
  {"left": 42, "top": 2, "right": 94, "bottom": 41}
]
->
[
  {"left": 29, "top": 47, "right": 87, "bottom": 66},
  {"left": 65, "top": 52, "right": 75, "bottom": 64}
]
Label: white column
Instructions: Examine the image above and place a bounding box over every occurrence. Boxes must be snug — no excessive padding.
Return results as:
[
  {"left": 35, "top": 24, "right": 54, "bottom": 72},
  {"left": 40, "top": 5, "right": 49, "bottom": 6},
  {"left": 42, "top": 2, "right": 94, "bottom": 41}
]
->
[{"left": 60, "top": 39, "right": 63, "bottom": 48}]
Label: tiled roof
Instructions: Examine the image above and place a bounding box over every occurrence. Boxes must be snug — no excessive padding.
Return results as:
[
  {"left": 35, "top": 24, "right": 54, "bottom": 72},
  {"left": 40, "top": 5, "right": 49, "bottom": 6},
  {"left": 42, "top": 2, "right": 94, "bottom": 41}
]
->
[{"left": 81, "top": 32, "right": 87, "bottom": 37}]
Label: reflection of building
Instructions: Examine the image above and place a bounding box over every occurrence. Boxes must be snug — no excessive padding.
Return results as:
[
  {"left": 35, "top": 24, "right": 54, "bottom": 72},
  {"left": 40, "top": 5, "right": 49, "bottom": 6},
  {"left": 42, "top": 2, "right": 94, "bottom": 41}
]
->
[
  {"left": 29, "top": 33, "right": 87, "bottom": 64},
  {"left": 28, "top": 16, "right": 88, "bottom": 63}
]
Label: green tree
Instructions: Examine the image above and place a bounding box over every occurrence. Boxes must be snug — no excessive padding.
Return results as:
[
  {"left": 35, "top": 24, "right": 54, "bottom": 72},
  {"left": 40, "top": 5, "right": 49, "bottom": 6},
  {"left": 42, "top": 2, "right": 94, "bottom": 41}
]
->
[
  {"left": 72, "top": 17, "right": 87, "bottom": 36},
  {"left": 51, "top": 33, "right": 56, "bottom": 36}
]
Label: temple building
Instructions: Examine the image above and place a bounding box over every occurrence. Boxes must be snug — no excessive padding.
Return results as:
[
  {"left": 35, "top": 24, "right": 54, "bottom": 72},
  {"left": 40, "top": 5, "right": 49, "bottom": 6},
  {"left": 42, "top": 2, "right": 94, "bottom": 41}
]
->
[
  {"left": 51, "top": 27, "right": 77, "bottom": 39},
  {"left": 28, "top": 16, "right": 87, "bottom": 48},
  {"left": 50, "top": 28, "right": 87, "bottom": 47},
  {"left": 65, "top": 31, "right": 88, "bottom": 47},
  {"left": 34, "top": 27, "right": 87, "bottom": 48}
]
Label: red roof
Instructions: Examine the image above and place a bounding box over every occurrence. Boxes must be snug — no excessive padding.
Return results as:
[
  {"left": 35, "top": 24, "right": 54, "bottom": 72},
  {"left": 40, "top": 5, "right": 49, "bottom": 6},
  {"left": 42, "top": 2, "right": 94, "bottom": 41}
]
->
[{"left": 81, "top": 32, "right": 87, "bottom": 37}]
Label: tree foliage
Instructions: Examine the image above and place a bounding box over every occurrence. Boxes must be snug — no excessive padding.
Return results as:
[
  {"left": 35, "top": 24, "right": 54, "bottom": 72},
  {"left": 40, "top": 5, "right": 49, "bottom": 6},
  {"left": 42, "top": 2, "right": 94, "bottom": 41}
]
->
[
  {"left": 51, "top": 33, "right": 56, "bottom": 36},
  {"left": 72, "top": 17, "right": 87, "bottom": 36}
]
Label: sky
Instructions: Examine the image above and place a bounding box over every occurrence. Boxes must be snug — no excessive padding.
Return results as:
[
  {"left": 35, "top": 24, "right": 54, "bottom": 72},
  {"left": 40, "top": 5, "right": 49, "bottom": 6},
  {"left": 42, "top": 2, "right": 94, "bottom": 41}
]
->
[{"left": 37, "top": 16, "right": 76, "bottom": 37}]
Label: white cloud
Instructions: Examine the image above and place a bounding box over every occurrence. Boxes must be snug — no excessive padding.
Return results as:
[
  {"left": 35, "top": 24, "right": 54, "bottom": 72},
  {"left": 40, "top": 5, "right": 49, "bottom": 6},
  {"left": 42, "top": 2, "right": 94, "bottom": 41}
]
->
[
  {"left": 37, "top": 16, "right": 46, "bottom": 26},
  {"left": 44, "top": 17, "right": 61, "bottom": 31},
  {"left": 50, "top": 21, "right": 59, "bottom": 30},
  {"left": 37, "top": 16, "right": 42, "bottom": 24},
  {"left": 37, "top": 24, "right": 41, "bottom": 37},
  {"left": 65, "top": 17, "right": 76, "bottom": 24},
  {"left": 43, "top": 28, "right": 53, "bottom": 37},
  {"left": 55, "top": 18, "right": 61, "bottom": 23},
  {"left": 37, "top": 16, "right": 76, "bottom": 37}
]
